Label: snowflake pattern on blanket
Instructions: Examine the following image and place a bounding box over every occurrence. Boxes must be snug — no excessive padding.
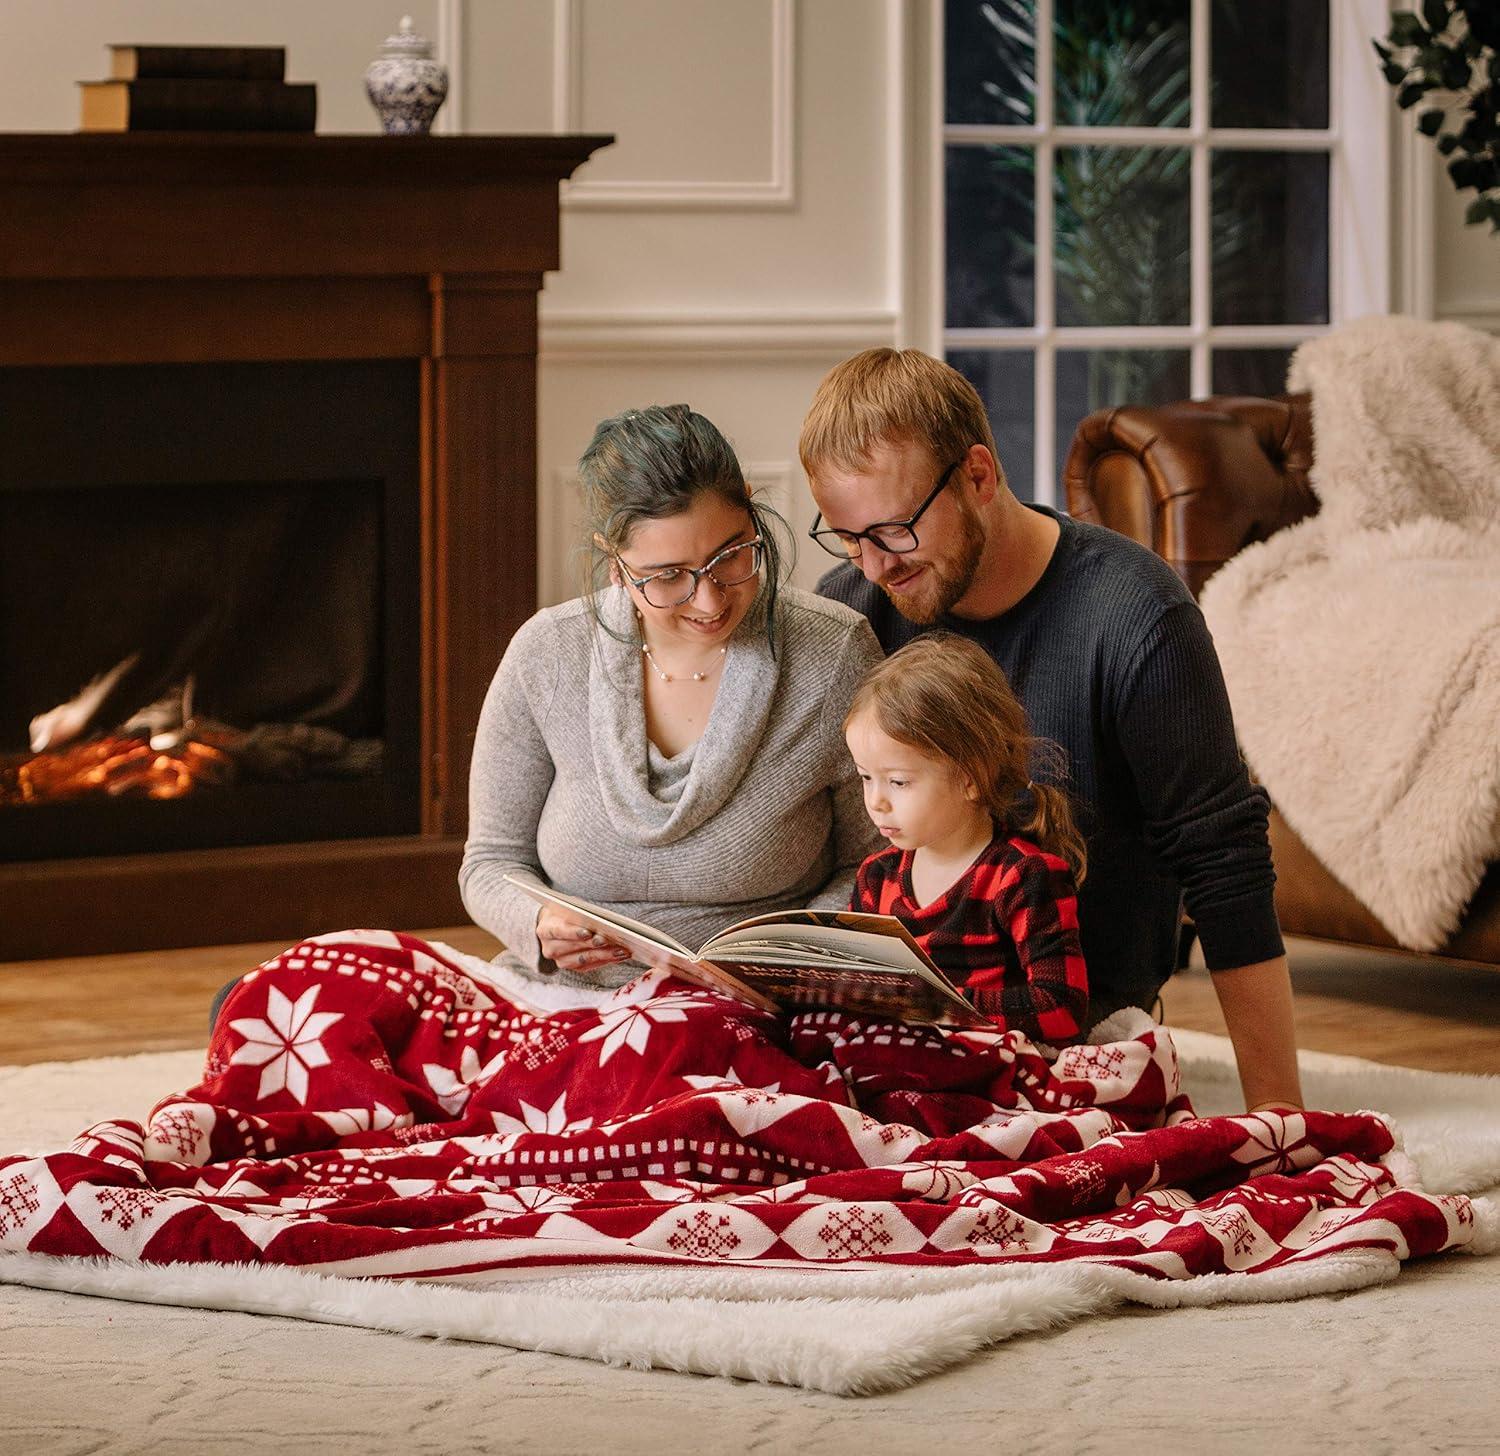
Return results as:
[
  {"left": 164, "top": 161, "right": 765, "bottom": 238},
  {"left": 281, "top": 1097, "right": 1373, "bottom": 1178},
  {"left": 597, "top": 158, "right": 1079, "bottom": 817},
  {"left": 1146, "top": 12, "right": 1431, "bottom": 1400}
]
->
[{"left": 0, "top": 933, "right": 1475, "bottom": 1279}]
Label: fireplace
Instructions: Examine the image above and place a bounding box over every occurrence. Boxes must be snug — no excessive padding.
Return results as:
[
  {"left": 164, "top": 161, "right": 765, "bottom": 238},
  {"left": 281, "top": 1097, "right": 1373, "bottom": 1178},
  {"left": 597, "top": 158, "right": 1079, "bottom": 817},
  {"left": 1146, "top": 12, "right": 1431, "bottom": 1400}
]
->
[
  {"left": 0, "top": 132, "right": 609, "bottom": 958},
  {"left": 1, "top": 359, "right": 422, "bottom": 862}
]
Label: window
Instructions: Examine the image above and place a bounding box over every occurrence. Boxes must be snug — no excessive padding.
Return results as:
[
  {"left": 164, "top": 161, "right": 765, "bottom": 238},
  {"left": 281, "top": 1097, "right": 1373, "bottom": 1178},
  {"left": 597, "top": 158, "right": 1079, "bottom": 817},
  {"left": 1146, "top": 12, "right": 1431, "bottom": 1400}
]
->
[{"left": 939, "top": 0, "right": 1390, "bottom": 503}]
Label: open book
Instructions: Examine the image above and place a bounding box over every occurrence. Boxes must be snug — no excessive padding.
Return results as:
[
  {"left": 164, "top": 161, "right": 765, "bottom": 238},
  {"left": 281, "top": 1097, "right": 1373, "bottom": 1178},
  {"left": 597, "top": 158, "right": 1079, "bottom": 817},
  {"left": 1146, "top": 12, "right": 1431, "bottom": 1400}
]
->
[{"left": 505, "top": 874, "right": 989, "bottom": 1027}]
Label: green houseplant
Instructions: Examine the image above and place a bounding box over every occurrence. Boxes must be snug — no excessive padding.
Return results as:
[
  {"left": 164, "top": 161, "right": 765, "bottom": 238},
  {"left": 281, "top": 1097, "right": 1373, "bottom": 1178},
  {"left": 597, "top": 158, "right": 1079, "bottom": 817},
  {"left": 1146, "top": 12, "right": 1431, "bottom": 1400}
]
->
[{"left": 1376, "top": 2, "right": 1500, "bottom": 232}]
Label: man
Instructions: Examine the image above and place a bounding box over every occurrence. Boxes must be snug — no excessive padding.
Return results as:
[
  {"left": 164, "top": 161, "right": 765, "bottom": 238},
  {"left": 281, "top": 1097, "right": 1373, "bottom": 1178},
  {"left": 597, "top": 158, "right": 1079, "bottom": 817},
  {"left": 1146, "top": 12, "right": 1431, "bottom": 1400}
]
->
[{"left": 802, "top": 348, "right": 1301, "bottom": 1112}]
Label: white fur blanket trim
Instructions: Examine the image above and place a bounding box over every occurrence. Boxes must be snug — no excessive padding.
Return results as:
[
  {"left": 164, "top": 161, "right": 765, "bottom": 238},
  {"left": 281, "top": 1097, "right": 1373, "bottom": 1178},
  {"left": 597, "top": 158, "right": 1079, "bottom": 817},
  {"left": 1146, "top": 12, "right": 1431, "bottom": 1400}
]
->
[
  {"left": 0, "top": 1245, "right": 1431, "bottom": 1397},
  {"left": 1, "top": 1031, "right": 1496, "bottom": 1395},
  {"left": 1200, "top": 318, "right": 1500, "bottom": 950}
]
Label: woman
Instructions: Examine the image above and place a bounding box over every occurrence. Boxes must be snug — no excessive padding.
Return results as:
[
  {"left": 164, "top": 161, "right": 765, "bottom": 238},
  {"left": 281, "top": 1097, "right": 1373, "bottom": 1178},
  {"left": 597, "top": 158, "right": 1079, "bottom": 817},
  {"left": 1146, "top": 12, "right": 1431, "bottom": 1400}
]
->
[{"left": 459, "top": 404, "right": 883, "bottom": 987}]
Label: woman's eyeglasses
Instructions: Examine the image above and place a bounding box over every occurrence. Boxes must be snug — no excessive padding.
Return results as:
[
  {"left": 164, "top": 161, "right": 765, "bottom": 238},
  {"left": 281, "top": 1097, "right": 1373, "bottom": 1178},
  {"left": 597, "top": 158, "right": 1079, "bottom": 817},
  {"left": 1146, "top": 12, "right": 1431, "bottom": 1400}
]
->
[
  {"left": 807, "top": 460, "right": 962, "bottom": 559},
  {"left": 615, "top": 537, "right": 764, "bottom": 608}
]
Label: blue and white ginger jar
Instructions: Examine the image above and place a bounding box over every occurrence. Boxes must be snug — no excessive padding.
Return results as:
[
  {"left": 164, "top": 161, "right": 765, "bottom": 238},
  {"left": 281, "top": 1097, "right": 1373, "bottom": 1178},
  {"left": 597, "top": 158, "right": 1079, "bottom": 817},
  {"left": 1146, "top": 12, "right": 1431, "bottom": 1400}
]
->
[{"left": 365, "top": 15, "right": 448, "bottom": 135}]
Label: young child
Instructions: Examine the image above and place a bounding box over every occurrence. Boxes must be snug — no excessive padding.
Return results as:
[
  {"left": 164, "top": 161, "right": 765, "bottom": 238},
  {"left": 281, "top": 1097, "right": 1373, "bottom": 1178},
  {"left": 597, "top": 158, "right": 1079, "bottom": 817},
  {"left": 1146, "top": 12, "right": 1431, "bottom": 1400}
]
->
[{"left": 844, "top": 632, "right": 1090, "bottom": 1046}]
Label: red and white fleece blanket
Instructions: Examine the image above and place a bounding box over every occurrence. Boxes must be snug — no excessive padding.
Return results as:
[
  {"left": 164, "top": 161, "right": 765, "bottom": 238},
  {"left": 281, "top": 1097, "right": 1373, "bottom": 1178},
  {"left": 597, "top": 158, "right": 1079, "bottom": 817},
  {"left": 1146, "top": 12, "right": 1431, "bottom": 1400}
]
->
[{"left": 0, "top": 933, "right": 1478, "bottom": 1285}]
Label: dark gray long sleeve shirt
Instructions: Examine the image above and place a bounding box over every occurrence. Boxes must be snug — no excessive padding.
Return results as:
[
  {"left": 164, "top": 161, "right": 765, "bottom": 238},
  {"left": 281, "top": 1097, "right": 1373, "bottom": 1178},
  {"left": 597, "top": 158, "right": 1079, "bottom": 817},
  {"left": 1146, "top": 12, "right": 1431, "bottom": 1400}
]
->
[{"left": 818, "top": 505, "right": 1283, "bottom": 1019}]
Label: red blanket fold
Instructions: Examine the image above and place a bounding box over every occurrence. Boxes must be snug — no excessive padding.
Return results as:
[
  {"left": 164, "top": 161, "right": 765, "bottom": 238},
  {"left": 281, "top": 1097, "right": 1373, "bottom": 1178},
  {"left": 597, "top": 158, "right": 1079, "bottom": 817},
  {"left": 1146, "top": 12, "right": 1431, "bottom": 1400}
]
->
[{"left": 0, "top": 933, "right": 1475, "bottom": 1280}]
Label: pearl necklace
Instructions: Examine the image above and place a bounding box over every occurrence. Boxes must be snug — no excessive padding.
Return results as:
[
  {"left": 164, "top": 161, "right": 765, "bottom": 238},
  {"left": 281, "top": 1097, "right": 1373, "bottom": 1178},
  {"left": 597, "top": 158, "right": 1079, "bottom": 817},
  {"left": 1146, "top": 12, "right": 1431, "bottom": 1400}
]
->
[{"left": 641, "top": 639, "right": 727, "bottom": 684}]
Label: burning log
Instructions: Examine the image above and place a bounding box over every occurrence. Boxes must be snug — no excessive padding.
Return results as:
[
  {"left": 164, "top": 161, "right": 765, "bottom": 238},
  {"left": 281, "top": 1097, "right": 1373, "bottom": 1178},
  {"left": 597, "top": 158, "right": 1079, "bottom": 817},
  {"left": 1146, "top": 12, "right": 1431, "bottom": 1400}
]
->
[
  {"left": 1, "top": 735, "right": 232, "bottom": 805},
  {"left": 28, "top": 652, "right": 141, "bottom": 753},
  {"left": 121, "top": 675, "right": 197, "bottom": 752},
  {"left": 7, "top": 665, "right": 382, "bottom": 807},
  {"left": 229, "top": 722, "right": 382, "bottom": 781}
]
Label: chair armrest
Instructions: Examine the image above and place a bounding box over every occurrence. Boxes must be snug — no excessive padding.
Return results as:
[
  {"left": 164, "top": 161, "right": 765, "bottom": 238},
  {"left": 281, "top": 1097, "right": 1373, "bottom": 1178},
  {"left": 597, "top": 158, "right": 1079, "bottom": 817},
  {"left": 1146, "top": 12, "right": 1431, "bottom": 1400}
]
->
[{"left": 1061, "top": 394, "right": 1319, "bottom": 599}]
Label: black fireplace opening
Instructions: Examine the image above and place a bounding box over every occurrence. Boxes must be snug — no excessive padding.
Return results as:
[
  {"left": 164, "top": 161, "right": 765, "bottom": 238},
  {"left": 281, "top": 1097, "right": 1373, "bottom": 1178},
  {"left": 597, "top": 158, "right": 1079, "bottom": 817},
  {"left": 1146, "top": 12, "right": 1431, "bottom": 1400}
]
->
[{"left": 0, "top": 359, "right": 422, "bottom": 862}]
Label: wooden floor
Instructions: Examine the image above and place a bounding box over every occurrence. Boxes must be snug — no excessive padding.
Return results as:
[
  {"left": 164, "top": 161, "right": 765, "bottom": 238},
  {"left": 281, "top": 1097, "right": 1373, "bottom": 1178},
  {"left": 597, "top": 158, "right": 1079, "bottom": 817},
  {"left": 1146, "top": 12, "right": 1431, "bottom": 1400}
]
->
[
  {"left": 1167, "top": 939, "right": 1500, "bottom": 1075},
  {"left": 0, "top": 926, "right": 502, "bottom": 1067},
  {"left": 0, "top": 927, "right": 1496, "bottom": 1074}
]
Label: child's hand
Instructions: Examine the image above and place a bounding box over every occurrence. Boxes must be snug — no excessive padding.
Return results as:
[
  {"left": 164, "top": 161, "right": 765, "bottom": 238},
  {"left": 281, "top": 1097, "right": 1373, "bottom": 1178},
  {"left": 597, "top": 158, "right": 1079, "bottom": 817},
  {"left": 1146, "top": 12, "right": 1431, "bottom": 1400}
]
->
[{"left": 535, "top": 907, "right": 634, "bottom": 975}]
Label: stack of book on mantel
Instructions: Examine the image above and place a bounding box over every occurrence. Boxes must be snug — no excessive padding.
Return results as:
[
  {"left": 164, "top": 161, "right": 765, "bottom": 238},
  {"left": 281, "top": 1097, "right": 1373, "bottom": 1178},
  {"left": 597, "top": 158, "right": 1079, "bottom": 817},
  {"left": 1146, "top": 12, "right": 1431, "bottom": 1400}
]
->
[{"left": 78, "top": 45, "right": 316, "bottom": 132}]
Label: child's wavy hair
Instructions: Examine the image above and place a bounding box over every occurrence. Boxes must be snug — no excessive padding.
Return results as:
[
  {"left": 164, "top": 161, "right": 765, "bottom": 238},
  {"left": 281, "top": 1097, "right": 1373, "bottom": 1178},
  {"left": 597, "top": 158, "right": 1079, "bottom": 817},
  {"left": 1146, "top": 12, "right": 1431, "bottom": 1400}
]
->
[{"left": 846, "top": 632, "right": 1087, "bottom": 881}]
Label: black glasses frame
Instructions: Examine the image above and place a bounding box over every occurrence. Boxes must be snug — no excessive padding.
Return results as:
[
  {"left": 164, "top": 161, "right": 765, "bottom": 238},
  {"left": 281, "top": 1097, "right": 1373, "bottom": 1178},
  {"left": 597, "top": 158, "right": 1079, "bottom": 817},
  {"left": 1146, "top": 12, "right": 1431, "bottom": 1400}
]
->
[
  {"left": 614, "top": 536, "right": 765, "bottom": 607},
  {"left": 807, "top": 461, "right": 962, "bottom": 559}
]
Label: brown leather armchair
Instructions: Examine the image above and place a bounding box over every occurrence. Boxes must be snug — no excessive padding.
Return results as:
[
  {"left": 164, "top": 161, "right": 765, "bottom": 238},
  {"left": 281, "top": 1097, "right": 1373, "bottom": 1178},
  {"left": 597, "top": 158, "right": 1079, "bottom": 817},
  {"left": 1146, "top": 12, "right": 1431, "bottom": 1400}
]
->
[{"left": 1064, "top": 393, "right": 1500, "bottom": 967}]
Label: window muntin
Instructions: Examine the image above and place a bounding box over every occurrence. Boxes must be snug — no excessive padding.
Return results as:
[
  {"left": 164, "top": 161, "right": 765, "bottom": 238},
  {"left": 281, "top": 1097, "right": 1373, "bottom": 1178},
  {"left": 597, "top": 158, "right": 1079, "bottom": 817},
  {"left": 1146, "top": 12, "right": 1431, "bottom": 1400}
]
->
[{"left": 940, "top": 0, "right": 1362, "bottom": 504}]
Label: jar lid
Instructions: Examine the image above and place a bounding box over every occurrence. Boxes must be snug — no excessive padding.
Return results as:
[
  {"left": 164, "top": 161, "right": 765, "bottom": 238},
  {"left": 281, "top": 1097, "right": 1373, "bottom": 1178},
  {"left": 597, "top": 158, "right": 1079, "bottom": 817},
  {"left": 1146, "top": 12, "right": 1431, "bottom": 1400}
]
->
[{"left": 379, "top": 15, "right": 433, "bottom": 59}]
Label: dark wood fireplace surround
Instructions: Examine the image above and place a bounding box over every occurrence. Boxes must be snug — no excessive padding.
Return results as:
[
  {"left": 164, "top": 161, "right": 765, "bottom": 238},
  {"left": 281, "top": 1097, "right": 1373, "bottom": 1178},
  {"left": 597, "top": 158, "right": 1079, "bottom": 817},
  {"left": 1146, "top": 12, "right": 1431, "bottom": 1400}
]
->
[{"left": 0, "top": 132, "right": 609, "bottom": 960}]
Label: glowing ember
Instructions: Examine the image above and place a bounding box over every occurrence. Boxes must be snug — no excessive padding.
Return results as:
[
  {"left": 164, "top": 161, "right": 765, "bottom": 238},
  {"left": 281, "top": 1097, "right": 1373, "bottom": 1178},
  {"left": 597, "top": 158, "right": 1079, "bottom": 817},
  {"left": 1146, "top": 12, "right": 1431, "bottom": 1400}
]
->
[{"left": 0, "top": 735, "right": 233, "bottom": 805}]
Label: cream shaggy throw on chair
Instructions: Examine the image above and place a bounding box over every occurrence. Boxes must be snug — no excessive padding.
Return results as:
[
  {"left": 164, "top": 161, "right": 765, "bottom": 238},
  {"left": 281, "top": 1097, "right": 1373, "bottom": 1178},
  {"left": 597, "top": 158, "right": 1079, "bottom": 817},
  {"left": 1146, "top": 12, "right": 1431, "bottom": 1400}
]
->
[{"left": 1199, "top": 316, "right": 1500, "bottom": 950}]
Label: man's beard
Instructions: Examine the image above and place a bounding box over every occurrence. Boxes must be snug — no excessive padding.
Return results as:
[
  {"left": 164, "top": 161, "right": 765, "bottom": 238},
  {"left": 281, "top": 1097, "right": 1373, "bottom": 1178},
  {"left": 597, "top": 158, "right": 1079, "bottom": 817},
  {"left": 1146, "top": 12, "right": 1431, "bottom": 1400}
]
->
[{"left": 879, "top": 511, "right": 984, "bottom": 624}]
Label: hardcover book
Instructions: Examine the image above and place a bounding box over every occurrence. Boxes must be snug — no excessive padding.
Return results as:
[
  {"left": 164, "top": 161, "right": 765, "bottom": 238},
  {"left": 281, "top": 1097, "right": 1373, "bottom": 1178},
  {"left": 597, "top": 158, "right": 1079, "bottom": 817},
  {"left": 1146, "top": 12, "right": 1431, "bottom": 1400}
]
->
[
  {"left": 78, "top": 78, "right": 317, "bottom": 133},
  {"left": 504, "top": 874, "right": 989, "bottom": 1027},
  {"left": 109, "top": 45, "right": 287, "bottom": 82}
]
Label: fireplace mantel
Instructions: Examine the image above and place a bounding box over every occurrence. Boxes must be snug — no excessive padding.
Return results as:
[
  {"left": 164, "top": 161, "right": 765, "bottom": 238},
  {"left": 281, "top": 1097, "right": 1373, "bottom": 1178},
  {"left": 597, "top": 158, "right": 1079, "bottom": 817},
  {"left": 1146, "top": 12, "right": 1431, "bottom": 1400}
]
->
[{"left": 0, "top": 132, "right": 611, "bottom": 959}]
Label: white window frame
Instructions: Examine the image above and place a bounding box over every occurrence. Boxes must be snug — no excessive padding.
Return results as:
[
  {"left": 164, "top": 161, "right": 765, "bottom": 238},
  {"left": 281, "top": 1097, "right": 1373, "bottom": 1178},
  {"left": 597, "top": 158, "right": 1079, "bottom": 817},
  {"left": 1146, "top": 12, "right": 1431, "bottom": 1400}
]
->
[{"left": 926, "top": 0, "right": 1392, "bottom": 505}]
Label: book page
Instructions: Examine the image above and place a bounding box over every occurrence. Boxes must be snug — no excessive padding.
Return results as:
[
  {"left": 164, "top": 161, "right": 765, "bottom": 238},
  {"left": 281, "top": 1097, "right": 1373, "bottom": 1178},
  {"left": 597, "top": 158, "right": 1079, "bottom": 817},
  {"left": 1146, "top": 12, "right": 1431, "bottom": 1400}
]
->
[
  {"left": 500, "top": 875, "right": 778, "bottom": 1013},
  {"left": 707, "top": 923, "right": 927, "bottom": 970},
  {"left": 703, "top": 958, "right": 988, "bottom": 1027},
  {"left": 501, "top": 875, "right": 692, "bottom": 961},
  {"left": 702, "top": 912, "right": 965, "bottom": 991},
  {"left": 502, "top": 879, "right": 983, "bottom": 1024}
]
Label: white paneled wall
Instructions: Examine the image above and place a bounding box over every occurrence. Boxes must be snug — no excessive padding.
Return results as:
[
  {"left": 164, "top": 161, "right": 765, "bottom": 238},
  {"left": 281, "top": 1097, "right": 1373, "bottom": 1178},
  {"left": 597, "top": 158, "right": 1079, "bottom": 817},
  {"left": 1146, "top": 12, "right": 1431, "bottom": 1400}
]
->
[
  {"left": 1395, "top": 126, "right": 1500, "bottom": 334},
  {"left": 4, "top": 2, "right": 1492, "bottom": 605},
  {"left": 2, "top": 2, "right": 447, "bottom": 133},
  {"left": 528, "top": 0, "right": 903, "bottom": 599},
  {"left": 1432, "top": 174, "right": 1500, "bottom": 334},
  {"left": 2, "top": 0, "right": 904, "bottom": 601}
]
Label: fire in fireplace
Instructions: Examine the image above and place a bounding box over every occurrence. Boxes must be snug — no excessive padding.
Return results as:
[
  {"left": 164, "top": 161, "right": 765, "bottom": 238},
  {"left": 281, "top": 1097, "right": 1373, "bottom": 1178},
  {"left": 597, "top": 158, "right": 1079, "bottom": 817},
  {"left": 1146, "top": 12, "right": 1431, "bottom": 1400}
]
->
[
  {"left": 7, "top": 732, "right": 234, "bottom": 803},
  {"left": 0, "top": 358, "right": 422, "bottom": 863}
]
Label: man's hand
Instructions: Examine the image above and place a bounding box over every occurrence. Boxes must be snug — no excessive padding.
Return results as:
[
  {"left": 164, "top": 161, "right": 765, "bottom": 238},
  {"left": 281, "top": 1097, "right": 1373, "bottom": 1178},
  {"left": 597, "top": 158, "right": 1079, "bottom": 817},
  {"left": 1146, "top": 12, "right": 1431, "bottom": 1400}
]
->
[
  {"left": 535, "top": 907, "right": 633, "bottom": 975},
  {"left": 1209, "top": 954, "right": 1305, "bottom": 1113}
]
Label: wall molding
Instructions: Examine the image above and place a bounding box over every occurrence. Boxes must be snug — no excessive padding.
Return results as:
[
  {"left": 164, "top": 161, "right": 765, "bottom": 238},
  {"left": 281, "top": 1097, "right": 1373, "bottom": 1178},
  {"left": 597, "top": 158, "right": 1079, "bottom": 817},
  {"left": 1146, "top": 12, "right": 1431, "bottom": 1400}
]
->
[
  {"left": 434, "top": 0, "right": 466, "bottom": 136},
  {"left": 1403, "top": 111, "right": 1498, "bottom": 329},
  {"left": 1398, "top": 121, "right": 1435, "bottom": 319},
  {"left": 1329, "top": 0, "right": 1393, "bottom": 322},
  {"left": 539, "top": 467, "right": 586, "bottom": 608},
  {"left": 539, "top": 308, "right": 898, "bottom": 362},
  {"left": 743, "top": 459, "right": 796, "bottom": 518},
  {"left": 551, "top": 0, "right": 583, "bottom": 137},
  {"left": 538, "top": 460, "right": 797, "bottom": 608},
  {"left": 1437, "top": 308, "right": 1500, "bottom": 333},
  {"left": 885, "top": 0, "right": 909, "bottom": 342},
  {"left": 553, "top": 0, "right": 797, "bottom": 210}
]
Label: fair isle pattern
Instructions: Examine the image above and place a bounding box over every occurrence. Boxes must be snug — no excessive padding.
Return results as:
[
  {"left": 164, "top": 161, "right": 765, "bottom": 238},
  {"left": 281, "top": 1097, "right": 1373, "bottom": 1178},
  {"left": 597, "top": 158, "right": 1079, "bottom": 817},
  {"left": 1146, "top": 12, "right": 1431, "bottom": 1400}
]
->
[
  {"left": 0, "top": 933, "right": 1474, "bottom": 1281},
  {"left": 853, "top": 836, "right": 1089, "bottom": 1045}
]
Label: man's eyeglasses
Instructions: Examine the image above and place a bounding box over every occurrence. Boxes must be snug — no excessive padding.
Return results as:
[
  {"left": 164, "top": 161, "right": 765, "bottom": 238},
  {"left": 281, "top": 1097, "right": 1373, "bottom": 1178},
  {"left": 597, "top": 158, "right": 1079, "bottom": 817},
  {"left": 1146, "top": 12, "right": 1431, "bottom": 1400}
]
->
[
  {"left": 808, "top": 461, "right": 962, "bottom": 560},
  {"left": 615, "top": 537, "right": 764, "bottom": 608}
]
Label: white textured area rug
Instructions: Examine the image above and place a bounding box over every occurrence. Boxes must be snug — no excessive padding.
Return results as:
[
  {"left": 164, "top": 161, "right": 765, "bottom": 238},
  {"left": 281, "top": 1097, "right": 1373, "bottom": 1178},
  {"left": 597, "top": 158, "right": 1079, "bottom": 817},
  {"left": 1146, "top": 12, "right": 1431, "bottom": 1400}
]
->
[{"left": 2, "top": 1036, "right": 1498, "bottom": 1454}]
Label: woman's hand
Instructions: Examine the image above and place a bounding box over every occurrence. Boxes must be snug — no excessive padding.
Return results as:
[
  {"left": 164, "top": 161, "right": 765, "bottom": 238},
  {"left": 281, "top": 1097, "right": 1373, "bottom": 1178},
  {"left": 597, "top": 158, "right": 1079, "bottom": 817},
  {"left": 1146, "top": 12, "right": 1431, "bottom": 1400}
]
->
[{"left": 535, "top": 907, "right": 634, "bottom": 976}]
